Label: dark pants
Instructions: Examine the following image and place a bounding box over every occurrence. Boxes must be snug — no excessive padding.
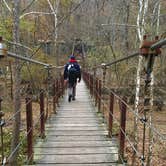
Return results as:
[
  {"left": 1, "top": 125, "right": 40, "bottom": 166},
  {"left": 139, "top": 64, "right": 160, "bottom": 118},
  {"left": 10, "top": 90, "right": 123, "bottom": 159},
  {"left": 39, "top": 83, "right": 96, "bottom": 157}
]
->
[{"left": 68, "top": 82, "right": 76, "bottom": 98}]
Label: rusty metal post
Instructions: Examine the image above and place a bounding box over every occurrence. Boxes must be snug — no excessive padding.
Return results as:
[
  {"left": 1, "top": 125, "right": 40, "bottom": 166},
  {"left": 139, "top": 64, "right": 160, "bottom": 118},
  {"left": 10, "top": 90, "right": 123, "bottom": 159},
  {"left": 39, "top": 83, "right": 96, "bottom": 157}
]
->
[
  {"left": 56, "top": 79, "right": 59, "bottom": 106},
  {"left": 9, "top": 61, "right": 13, "bottom": 100},
  {"left": 108, "top": 93, "right": 114, "bottom": 137},
  {"left": 61, "top": 75, "right": 64, "bottom": 97},
  {"left": 58, "top": 79, "right": 61, "bottom": 100},
  {"left": 90, "top": 75, "right": 92, "bottom": 95},
  {"left": 0, "top": 98, "right": 5, "bottom": 164},
  {"left": 59, "top": 76, "right": 62, "bottom": 97},
  {"left": 26, "top": 97, "right": 33, "bottom": 163},
  {"left": 118, "top": 98, "right": 127, "bottom": 163},
  {"left": 86, "top": 72, "right": 88, "bottom": 87},
  {"left": 87, "top": 73, "right": 90, "bottom": 89},
  {"left": 95, "top": 78, "right": 98, "bottom": 106},
  {"left": 89, "top": 74, "right": 91, "bottom": 94},
  {"left": 53, "top": 80, "right": 56, "bottom": 113},
  {"left": 101, "top": 63, "right": 107, "bottom": 88},
  {"left": 98, "top": 80, "right": 102, "bottom": 112},
  {"left": 0, "top": 111, "right": 5, "bottom": 165},
  {"left": 85, "top": 72, "right": 88, "bottom": 86},
  {"left": 93, "top": 69, "right": 96, "bottom": 99},
  {"left": 86, "top": 72, "right": 88, "bottom": 85},
  {"left": 0, "top": 97, "right": 2, "bottom": 111},
  {"left": 86, "top": 72, "right": 89, "bottom": 86},
  {"left": 92, "top": 75, "right": 94, "bottom": 97},
  {"left": 90, "top": 74, "right": 92, "bottom": 96},
  {"left": 40, "top": 90, "right": 45, "bottom": 138}
]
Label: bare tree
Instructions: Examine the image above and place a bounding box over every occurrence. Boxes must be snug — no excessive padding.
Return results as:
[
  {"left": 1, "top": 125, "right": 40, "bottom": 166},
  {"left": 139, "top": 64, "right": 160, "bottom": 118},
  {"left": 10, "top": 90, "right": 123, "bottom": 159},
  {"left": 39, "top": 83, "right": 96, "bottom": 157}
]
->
[
  {"left": 147, "top": 1, "right": 161, "bottom": 165},
  {"left": 46, "top": 0, "right": 60, "bottom": 65},
  {"left": 9, "top": 0, "right": 21, "bottom": 165},
  {"left": 132, "top": 0, "right": 149, "bottom": 165}
]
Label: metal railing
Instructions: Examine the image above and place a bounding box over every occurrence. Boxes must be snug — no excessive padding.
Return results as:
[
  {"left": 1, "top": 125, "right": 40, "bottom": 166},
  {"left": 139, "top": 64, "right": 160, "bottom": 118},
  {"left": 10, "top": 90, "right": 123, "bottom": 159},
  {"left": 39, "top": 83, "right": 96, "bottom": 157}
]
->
[
  {"left": 0, "top": 75, "right": 64, "bottom": 165},
  {"left": 82, "top": 37, "right": 166, "bottom": 166},
  {"left": 0, "top": 46, "right": 65, "bottom": 165}
]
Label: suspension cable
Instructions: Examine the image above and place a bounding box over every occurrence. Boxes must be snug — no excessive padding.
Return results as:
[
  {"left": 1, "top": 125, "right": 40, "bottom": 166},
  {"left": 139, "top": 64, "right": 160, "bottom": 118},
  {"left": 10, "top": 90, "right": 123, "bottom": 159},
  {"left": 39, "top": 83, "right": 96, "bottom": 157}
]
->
[
  {"left": 4, "top": 109, "right": 45, "bottom": 165},
  {"left": 98, "top": 94, "right": 146, "bottom": 166},
  {"left": 92, "top": 38, "right": 166, "bottom": 70},
  {"left": 7, "top": 51, "right": 51, "bottom": 67},
  {"left": 5, "top": 89, "right": 45, "bottom": 127},
  {"left": 109, "top": 88, "right": 166, "bottom": 142}
]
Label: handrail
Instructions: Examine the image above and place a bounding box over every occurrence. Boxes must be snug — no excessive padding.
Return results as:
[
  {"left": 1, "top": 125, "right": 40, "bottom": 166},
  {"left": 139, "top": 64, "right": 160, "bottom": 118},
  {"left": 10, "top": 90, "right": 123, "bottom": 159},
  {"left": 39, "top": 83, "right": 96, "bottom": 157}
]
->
[
  {"left": 151, "top": 38, "right": 166, "bottom": 50},
  {"left": 7, "top": 51, "right": 51, "bottom": 67},
  {"left": 83, "top": 70, "right": 166, "bottom": 165},
  {"left": 1, "top": 72, "right": 64, "bottom": 165},
  {"left": 7, "top": 51, "right": 65, "bottom": 69},
  {"left": 105, "top": 52, "right": 139, "bottom": 67},
  {"left": 92, "top": 38, "right": 166, "bottom": 69}
]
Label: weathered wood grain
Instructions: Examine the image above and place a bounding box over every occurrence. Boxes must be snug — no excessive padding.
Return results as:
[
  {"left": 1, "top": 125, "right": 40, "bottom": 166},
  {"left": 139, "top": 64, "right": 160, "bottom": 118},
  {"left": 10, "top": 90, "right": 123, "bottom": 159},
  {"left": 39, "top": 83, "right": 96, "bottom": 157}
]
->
[{"left": 34, "top": 81, "right": 119, "bottom": 165}]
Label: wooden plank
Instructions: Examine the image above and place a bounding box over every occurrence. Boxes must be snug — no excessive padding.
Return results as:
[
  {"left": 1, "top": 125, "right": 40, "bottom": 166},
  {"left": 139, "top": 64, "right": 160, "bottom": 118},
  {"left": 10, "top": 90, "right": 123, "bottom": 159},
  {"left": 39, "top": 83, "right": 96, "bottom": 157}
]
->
[
  {"left": 34, "top": 153, "right": 118, "bottom": 164},
  {"left": 47, "top": 120, "right": 102, "bottom": 125},
  {"left": 45, "top": 126, "right": 104, "bottom": 131},
  {"left": 45, "top": 124, "right": 102, "bottom": 127},
  {"left": 44, "top": 130, "right": 108, "bottom": 136},
  {"left": 43, "top": 135, "right": 109, "bottom": 142},
  {"left": 34, "top": 81, "right": 119, "bottom": 165},
  {"left": 35, "top": 164, "right": 120, "bottom": 166},
  {"left": 34, "top": 140, "right": 117, "bottom": 148},
  {"left": 34, "top": 146, "right": 118, "bottom": 155}
]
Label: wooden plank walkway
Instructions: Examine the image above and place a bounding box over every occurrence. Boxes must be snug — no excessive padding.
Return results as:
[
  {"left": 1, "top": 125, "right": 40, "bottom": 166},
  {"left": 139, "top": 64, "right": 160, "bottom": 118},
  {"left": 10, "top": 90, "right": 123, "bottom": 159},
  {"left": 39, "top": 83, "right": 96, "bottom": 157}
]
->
[{"left": 34, "top": 81, "right": 119, "bottom": 166}]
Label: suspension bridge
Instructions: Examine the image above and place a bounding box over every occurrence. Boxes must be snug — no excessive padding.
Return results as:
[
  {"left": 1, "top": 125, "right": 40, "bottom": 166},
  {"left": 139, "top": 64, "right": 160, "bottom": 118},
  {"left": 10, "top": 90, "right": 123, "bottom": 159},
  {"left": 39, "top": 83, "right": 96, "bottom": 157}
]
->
[
  {"left": 34, "top": 80, "right": 119, "bottom": 165},
  {"left": 0, "top": 37, "right": 166, "bottom": 166}
]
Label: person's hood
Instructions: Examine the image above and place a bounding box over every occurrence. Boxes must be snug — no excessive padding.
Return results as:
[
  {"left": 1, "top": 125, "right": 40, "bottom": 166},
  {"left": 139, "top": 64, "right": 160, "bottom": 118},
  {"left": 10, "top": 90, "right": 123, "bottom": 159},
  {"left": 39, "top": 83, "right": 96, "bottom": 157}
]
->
[{"left": 69, "top": 59, "right": 77, "bottom": 63}]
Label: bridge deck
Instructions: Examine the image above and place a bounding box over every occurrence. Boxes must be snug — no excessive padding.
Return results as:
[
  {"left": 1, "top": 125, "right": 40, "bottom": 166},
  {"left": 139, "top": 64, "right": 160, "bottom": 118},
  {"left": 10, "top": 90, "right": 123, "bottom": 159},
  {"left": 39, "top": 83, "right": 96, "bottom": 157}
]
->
[{"left": 34, "top": 81, "right": 119, "bottom": 165}]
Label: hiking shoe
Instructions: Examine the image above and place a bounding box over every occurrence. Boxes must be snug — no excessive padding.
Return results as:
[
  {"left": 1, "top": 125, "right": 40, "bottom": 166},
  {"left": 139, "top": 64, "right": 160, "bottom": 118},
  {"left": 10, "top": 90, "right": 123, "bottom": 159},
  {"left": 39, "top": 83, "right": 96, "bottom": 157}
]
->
[{"left": 68, "top": 95, "right": 72, "bottom": 102}]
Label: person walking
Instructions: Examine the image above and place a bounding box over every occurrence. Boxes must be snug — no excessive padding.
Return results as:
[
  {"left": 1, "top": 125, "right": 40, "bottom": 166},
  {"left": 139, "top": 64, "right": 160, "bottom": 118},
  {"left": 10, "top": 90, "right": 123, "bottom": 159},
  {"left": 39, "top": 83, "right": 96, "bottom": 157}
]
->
[{"left": 64, "top": 55, "right": 81, "bottom": 102}]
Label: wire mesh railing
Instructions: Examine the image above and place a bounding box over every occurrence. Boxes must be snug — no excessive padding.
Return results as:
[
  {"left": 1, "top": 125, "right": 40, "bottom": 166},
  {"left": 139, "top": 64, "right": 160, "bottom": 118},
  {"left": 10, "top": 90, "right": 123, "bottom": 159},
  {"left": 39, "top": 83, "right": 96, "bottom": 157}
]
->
[
  {"left": 0, "top": 41, "right": 65, "bottom": 165},
  {"left": 0, "top": 74, "right": 64, "bottom": 165},
  {"left": 83, "top": 69, "right": 166, "bottom": 165},
  {"left": 82, "top": 37, "right": 166, "bottom": 166}
]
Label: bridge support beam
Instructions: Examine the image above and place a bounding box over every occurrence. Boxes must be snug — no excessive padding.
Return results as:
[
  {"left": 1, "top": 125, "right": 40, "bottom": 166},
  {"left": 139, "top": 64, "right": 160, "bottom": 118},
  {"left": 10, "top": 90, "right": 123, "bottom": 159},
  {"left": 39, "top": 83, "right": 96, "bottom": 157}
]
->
[
  {"left": 108, "top": 93, "right": 114, "bottom": 137},
  {"left": 118, "top": 98, "right": 127, "bottom": 163},
  {"left": 40, "top": 90, "right": 45, "bottom": 138},
  {"left": 26, "top": 97, "right": 33, "bottom": 164}
]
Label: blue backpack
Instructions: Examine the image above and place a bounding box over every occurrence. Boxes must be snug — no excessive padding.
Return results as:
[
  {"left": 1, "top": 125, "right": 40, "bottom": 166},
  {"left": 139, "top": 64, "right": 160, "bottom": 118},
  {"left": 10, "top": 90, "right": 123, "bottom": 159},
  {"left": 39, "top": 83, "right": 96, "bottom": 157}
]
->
[{"left": 67, "top": 64, "right": 78, "bottom": 81}]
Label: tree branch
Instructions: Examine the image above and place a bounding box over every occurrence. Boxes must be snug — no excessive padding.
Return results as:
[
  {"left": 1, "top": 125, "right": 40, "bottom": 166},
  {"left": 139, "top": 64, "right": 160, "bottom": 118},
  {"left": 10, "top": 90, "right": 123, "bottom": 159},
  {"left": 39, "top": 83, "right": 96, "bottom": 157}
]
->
[
  {"left": 2, "top": 0, "right": 12, "bottom": 13},
  {"left": 21, "top": 0, "right": 37, "bottom": 14},
  {"left": 20, "top": 11, "right": 54, "bottom": 19}
]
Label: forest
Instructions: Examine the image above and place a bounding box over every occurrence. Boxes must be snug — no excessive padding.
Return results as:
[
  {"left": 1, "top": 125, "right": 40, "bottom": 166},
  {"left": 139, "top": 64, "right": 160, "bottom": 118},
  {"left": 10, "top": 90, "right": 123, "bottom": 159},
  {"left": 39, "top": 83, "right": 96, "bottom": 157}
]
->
[{"left": 0, "top": 0, "right": 166, "bottom": 165}]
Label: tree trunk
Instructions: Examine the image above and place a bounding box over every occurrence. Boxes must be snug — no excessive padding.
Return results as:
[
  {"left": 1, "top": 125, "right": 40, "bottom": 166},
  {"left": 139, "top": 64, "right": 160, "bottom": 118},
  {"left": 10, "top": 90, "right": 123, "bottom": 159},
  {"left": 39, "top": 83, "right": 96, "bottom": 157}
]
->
[
  {"left": 132, "top": 0, "right": 149, "bottom": 165},
  {"left": 132, "top": 55, "right": 143, "bottom": 166},
  {"left": 9, "top": 0, "right": 21, "bottom": 165},
  {"left": 147, "top": 1, "right": 161, "bottom": 165},
  {"left": 46, "top": 0, "right": 60, "bottom": 66}
]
